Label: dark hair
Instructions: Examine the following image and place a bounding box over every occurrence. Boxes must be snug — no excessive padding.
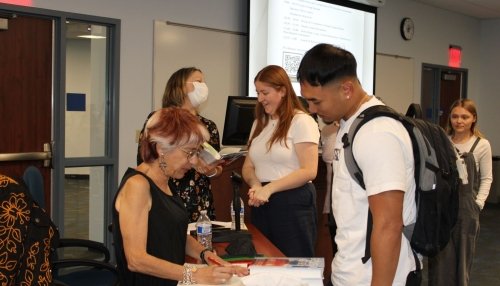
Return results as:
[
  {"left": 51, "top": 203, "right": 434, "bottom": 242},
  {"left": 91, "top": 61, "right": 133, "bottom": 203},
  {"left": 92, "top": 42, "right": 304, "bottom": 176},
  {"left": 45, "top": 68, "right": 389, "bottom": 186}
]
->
[
  {"left": 446, "top": 98, "right": 484, "bottom": 138},
  {"left": 161, "top": 67, "right": 202, "bottom": 108},
  {"left": 297, "top": 43, "right": 357, "bottom": 86},
  {"left": 249, "top": 65, "right": 308, "bottom": 149},
  {"left": 140, "top": 107, "right": 209, "bottom": 163}
]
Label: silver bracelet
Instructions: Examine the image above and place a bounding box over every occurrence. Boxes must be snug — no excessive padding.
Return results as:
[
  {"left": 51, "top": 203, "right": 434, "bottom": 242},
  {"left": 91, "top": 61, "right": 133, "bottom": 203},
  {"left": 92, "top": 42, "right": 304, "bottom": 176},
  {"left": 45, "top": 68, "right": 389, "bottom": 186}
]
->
[
  {"left": 206, "top": 168, "right": 218, "bottom": 178},
  {"left": 181, "top": 264, "right": 197, "bottom": 285}
]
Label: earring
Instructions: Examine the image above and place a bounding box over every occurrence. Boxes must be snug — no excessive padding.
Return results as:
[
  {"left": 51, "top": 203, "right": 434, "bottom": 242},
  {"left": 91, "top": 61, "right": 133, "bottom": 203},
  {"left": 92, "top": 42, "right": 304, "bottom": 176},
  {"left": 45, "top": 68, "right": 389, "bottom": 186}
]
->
[{"left": 159, "top": 154, "right": 167, "bottom": 170}]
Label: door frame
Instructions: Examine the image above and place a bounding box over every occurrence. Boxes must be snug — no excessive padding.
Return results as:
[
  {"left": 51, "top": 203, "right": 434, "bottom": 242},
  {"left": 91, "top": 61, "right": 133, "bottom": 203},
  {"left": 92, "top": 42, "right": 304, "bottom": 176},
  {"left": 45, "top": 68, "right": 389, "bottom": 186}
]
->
[{"left": 0, "top": 3, "right": 120, "bottom": 249}]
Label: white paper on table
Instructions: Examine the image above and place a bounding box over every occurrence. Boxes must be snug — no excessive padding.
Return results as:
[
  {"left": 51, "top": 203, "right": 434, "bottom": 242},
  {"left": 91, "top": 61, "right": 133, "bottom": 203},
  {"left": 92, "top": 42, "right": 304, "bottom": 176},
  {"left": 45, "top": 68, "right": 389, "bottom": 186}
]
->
[
  {"left": 240, "top": 272, "right": 309, "bottom": 286},
  {"left": 178, "top": 275, "right": 244, "bottom": 286}
]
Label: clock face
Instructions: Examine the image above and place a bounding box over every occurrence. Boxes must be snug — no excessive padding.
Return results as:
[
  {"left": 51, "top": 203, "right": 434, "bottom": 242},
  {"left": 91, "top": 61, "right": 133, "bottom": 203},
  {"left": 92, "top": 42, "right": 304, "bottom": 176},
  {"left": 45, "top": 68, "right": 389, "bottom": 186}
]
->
[{"left": 400, "top": 17, "right": 414, "bottom": 40}]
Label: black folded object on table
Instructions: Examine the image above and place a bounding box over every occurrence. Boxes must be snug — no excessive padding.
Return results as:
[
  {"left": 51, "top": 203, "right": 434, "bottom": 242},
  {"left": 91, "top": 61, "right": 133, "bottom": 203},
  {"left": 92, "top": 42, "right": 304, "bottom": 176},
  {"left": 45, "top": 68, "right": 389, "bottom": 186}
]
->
[
  {"left": 220, "top": 230, "right": 256, "bottom": 257},
  {"left": 212, "top": 228, "right": 251, "bottom": 243}
]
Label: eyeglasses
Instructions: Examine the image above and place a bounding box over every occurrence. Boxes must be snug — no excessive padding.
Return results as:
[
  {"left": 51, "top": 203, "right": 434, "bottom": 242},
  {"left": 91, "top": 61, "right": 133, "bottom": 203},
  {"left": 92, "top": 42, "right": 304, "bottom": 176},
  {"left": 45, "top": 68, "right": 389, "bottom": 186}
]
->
[{"left": 179, "top": 147, "right": 201, "bottom": 160}]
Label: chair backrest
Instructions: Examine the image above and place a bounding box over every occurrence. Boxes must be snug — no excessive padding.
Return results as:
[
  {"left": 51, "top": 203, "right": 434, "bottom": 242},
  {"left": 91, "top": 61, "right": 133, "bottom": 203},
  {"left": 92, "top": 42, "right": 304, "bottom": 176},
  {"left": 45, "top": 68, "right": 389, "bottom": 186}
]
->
[{"left": 23, "top": 165, "right": 45, "bottom": 209}]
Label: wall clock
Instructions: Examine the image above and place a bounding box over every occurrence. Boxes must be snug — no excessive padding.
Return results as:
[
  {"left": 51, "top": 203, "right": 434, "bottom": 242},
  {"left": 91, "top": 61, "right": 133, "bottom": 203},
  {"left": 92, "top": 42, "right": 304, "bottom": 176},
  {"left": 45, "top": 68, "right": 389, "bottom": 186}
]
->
[{"left": 400, "top": 17, "right": 414, "bottom": 41}]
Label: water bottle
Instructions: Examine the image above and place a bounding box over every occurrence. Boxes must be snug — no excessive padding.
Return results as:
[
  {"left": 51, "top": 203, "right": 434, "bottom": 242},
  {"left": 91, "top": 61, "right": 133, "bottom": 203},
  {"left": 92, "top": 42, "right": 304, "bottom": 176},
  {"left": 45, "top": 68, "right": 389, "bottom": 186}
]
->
[
  {"left": 230, "top": 198, "right": 245, "bottom": 230},
  {"left": 196, "top": 210, "right": 212, "bottom": 250}
]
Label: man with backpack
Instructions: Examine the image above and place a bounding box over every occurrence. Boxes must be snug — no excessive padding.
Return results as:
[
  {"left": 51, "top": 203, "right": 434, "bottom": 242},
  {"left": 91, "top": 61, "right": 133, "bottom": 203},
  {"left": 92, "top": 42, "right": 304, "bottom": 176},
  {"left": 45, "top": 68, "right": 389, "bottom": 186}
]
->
[{"left": 297, "top": 44, "right": 421, "bottom": 285}]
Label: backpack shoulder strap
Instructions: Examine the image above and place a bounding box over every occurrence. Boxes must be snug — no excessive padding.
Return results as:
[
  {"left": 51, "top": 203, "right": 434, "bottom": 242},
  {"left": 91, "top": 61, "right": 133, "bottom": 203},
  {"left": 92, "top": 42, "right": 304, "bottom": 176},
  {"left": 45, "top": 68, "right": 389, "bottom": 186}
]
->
[
  {"left": 343, "top": 105, "right": 404, "bottom": 189},
  {"left": 469, "top": 137, "right": 481, "bottom": 153},
  {"left": 342, "top": 104, "right": 405, "bottom": 264}
]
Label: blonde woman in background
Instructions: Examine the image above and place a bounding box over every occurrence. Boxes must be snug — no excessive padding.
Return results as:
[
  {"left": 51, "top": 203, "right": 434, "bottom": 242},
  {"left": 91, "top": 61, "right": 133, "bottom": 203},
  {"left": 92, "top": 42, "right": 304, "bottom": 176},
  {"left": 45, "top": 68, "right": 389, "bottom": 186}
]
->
[{"left": 430, "top": 98, "right": 493, "bottom": 286}]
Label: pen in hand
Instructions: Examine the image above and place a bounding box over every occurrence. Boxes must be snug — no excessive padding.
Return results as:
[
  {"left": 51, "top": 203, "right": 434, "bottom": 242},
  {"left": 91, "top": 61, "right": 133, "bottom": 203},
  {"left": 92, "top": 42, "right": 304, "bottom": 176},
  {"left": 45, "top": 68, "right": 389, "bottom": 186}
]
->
[{"left": 207, "top": 256, "right": 223, "bottom": 266}]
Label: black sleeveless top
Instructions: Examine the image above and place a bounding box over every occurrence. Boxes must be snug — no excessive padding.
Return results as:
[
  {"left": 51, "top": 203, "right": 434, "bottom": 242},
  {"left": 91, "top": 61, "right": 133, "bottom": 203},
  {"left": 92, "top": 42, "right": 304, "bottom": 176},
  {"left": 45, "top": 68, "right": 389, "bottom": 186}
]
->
[{"left": 112, "top": 168, "right": 189, "bottom": 286}]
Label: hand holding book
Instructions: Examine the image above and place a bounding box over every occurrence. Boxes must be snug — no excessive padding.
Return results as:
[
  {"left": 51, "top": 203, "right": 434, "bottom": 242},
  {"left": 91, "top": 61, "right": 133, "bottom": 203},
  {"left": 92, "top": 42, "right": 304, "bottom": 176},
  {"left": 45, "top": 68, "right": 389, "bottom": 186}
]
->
[{"left": 199, "top": 142, "right": 247, "bottom": 167}]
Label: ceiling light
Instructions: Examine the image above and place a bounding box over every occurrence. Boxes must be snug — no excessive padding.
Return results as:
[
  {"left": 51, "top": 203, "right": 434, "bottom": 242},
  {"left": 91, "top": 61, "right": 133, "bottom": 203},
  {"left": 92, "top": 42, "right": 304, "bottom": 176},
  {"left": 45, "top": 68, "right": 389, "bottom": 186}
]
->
[{"left": 77, "top": 35, "right": 106, "bottom": 39}]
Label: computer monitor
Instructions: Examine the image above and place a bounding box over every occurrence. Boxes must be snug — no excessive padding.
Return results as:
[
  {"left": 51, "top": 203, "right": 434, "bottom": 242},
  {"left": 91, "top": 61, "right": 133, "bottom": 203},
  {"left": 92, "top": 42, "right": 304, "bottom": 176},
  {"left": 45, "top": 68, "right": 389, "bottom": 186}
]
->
[{"left": 222, "top": 96, "right": 257, "bottom": 146}]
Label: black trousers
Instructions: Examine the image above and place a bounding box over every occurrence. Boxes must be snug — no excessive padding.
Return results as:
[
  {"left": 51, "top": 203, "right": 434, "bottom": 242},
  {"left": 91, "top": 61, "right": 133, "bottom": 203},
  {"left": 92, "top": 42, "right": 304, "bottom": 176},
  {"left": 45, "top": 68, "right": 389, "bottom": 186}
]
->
[{"left": 250, "top": 182, "right": 317, "bottom": 257}]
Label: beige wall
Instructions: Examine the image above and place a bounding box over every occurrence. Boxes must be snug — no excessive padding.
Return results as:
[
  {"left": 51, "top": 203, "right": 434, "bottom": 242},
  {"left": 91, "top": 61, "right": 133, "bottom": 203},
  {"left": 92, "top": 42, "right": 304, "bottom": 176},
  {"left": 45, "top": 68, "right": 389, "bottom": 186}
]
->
[{"left": 28, "top": 0, "right": 500, "bottom": 181}]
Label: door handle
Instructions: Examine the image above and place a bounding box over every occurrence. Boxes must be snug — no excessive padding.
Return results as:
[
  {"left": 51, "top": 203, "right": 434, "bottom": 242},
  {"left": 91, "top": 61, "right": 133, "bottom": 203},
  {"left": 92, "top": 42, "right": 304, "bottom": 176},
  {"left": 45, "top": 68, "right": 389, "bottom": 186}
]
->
[{"left": 0, "top": 142, "right": 53, "bottom": 167}]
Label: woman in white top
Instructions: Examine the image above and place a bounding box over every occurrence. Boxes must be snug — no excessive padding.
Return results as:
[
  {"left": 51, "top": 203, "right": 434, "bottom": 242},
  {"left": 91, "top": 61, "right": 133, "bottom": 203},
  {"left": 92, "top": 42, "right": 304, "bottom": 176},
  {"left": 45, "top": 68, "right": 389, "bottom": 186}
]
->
[
  {"left": 448, "top": 99, "right": 493, "bottom": 209},
  {"left": 431, "top": 98, "right": 493, "bottom": 286},
  {"left": 320, "top": 120, "right": 339, "bottom": 255},
  {"left": 242, "top": 65, "right": 320, "bottom": 257}
]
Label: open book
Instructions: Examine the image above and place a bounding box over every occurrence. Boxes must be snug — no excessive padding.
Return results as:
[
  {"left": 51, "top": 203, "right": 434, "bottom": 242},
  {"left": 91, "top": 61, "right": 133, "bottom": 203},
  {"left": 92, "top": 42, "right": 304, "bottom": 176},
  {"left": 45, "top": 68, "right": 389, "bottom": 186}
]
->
[{"left": 199, "top": 142, "right": 247, "bottom": 166}]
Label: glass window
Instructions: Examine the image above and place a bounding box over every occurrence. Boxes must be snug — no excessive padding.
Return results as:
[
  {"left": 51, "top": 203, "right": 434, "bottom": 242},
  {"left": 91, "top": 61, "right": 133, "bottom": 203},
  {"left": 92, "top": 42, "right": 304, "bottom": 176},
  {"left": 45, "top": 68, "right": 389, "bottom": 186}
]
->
[{"left": 65, "top": 21, "right": 108, "bottom": 158}]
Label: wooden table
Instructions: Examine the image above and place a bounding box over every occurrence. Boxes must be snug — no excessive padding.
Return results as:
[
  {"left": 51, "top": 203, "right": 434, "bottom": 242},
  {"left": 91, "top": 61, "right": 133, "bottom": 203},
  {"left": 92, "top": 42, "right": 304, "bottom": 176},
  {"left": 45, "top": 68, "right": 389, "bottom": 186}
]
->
[
  {"left": 187, "top": 223, "right": 284, "bottom": 264},
  {"left": 212, "top": 224, "right": 285, "bottom": 258}
]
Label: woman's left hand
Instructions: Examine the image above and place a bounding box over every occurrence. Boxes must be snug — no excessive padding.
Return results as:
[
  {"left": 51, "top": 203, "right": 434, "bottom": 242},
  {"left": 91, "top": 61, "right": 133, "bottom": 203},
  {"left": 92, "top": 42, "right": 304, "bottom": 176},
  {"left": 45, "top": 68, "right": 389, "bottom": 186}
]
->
[{"left": 248, "top": 186, "right": 271, "bottom": 207}]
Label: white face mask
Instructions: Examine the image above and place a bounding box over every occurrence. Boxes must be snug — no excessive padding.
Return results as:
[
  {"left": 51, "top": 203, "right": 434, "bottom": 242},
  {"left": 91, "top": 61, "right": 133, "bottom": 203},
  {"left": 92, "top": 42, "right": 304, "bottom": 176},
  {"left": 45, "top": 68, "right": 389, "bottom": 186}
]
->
[{"left": 187, "top": 82, "right": 209, "bottom": 107}]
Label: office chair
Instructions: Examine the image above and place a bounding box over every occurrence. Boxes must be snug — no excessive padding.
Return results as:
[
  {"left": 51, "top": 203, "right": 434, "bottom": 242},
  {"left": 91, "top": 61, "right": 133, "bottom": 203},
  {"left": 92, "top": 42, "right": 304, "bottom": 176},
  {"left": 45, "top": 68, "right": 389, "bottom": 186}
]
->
[
  {"left": 23, "top": 165, "right": 46, "bottom": 209},
  {"left": 52, "top": 238, "right": 118, "bottom": 286},
  {"left": 21, "top": 166, "right": 118, "bottom": 286}
]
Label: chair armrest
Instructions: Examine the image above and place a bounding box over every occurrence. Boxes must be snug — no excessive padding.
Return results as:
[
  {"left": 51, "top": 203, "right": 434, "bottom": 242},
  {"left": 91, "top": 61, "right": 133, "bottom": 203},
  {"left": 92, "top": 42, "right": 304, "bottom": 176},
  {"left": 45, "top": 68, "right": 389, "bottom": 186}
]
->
[
  {"left": 58, "top": 238, "right": 111, "bottom": 262},
  {"left": 52, "top": 258, "right": 117, "bottom": 274}
]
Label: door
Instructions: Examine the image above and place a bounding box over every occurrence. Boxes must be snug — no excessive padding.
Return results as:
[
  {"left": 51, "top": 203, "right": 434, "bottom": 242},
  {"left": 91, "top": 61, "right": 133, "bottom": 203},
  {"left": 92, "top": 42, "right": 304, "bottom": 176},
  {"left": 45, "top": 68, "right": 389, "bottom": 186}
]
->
[
  {"left": 421, "top": 64, "right": 467, "bottom": 128},
  {"left": 0, "top": 14, "right": 53, "bottom": 212},
  {"left": 439, "top": 71, "right": 463, "bottom": 128},
  {"left": 0, "top": 5, "right": 120, "bottom": 250}
]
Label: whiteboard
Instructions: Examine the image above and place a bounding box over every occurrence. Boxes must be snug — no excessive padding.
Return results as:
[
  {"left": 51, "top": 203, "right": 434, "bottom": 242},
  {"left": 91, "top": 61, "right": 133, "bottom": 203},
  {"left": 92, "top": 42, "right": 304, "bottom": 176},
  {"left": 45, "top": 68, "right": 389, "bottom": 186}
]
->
[
  {"left": 375, "top": 54, "right": 414, "bottom": 113},
  {"left": 153, "top": 20, "right": 247, "bottom": 139}
]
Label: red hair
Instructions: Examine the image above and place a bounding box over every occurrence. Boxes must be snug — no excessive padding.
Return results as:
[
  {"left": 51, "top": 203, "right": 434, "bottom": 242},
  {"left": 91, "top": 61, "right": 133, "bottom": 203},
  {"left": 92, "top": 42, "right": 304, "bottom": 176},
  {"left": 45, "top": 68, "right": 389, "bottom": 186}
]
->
[
  {"left": 249, "top": 65, "right": 308, "bottom": 150},
  {"left": 140, "top": 107, "right": 209, "bottom": 163}
]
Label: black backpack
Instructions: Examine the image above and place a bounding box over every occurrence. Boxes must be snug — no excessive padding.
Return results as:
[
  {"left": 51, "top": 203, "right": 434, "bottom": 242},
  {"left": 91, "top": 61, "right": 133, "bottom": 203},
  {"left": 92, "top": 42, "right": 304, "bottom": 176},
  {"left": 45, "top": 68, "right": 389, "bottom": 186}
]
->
[{"left": 342, "top": 103, "right": 460, "bottom": 262}]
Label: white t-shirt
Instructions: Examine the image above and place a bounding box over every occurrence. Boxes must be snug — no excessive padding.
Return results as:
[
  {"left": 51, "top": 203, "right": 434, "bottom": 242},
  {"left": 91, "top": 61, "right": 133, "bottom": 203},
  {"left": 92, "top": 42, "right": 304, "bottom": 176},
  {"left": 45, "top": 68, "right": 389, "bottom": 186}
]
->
[
  {"left": 453, "top": 135, "right": 493, "bottom": 209},
  {"left": 331, "top": 97, "right": 418, "bottom": 285},
  {"left": 248, "top": 112, "right": 319, "bottom": 182}
]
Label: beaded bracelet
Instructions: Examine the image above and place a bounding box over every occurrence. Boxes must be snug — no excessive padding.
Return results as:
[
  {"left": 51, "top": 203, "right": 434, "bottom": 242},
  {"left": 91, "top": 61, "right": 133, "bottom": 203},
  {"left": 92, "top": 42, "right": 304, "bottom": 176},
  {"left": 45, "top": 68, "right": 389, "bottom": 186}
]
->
[{"left": 181, "top": 264, "right": 197, "bottom": 285}]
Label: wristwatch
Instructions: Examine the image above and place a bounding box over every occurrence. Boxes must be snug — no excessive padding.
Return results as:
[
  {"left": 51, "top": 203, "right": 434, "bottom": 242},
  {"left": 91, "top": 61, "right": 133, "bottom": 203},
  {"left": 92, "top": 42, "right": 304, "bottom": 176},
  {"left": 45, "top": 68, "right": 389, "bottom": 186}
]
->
[{"left": 200, "top": 248, "right": 211, "bottom": 264}]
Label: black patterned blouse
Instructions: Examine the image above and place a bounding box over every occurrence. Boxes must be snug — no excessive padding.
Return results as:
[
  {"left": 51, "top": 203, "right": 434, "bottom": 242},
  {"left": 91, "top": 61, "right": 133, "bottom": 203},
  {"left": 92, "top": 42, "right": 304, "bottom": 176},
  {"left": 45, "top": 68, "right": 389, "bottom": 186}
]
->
[{"left": 168, "top": 115, "right": 220, "bottom": 222}]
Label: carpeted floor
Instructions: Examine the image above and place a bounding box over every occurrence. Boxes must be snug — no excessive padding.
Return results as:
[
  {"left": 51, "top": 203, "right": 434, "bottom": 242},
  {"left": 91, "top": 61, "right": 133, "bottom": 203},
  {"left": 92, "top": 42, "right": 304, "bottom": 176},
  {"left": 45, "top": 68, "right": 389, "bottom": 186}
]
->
[
  {"left": 421, "top": 202, "right": 500, "bottom": 285},
  {"left": 469, "top": 202, "right": 500, "bottom": 285}
]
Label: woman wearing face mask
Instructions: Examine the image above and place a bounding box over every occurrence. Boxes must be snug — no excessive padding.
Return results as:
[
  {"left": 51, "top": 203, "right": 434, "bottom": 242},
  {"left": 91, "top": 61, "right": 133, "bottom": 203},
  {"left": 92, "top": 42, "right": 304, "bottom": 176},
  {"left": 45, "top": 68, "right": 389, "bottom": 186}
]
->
[{"left": 137, "top": 67, "right": 222, "bottom": 223}]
